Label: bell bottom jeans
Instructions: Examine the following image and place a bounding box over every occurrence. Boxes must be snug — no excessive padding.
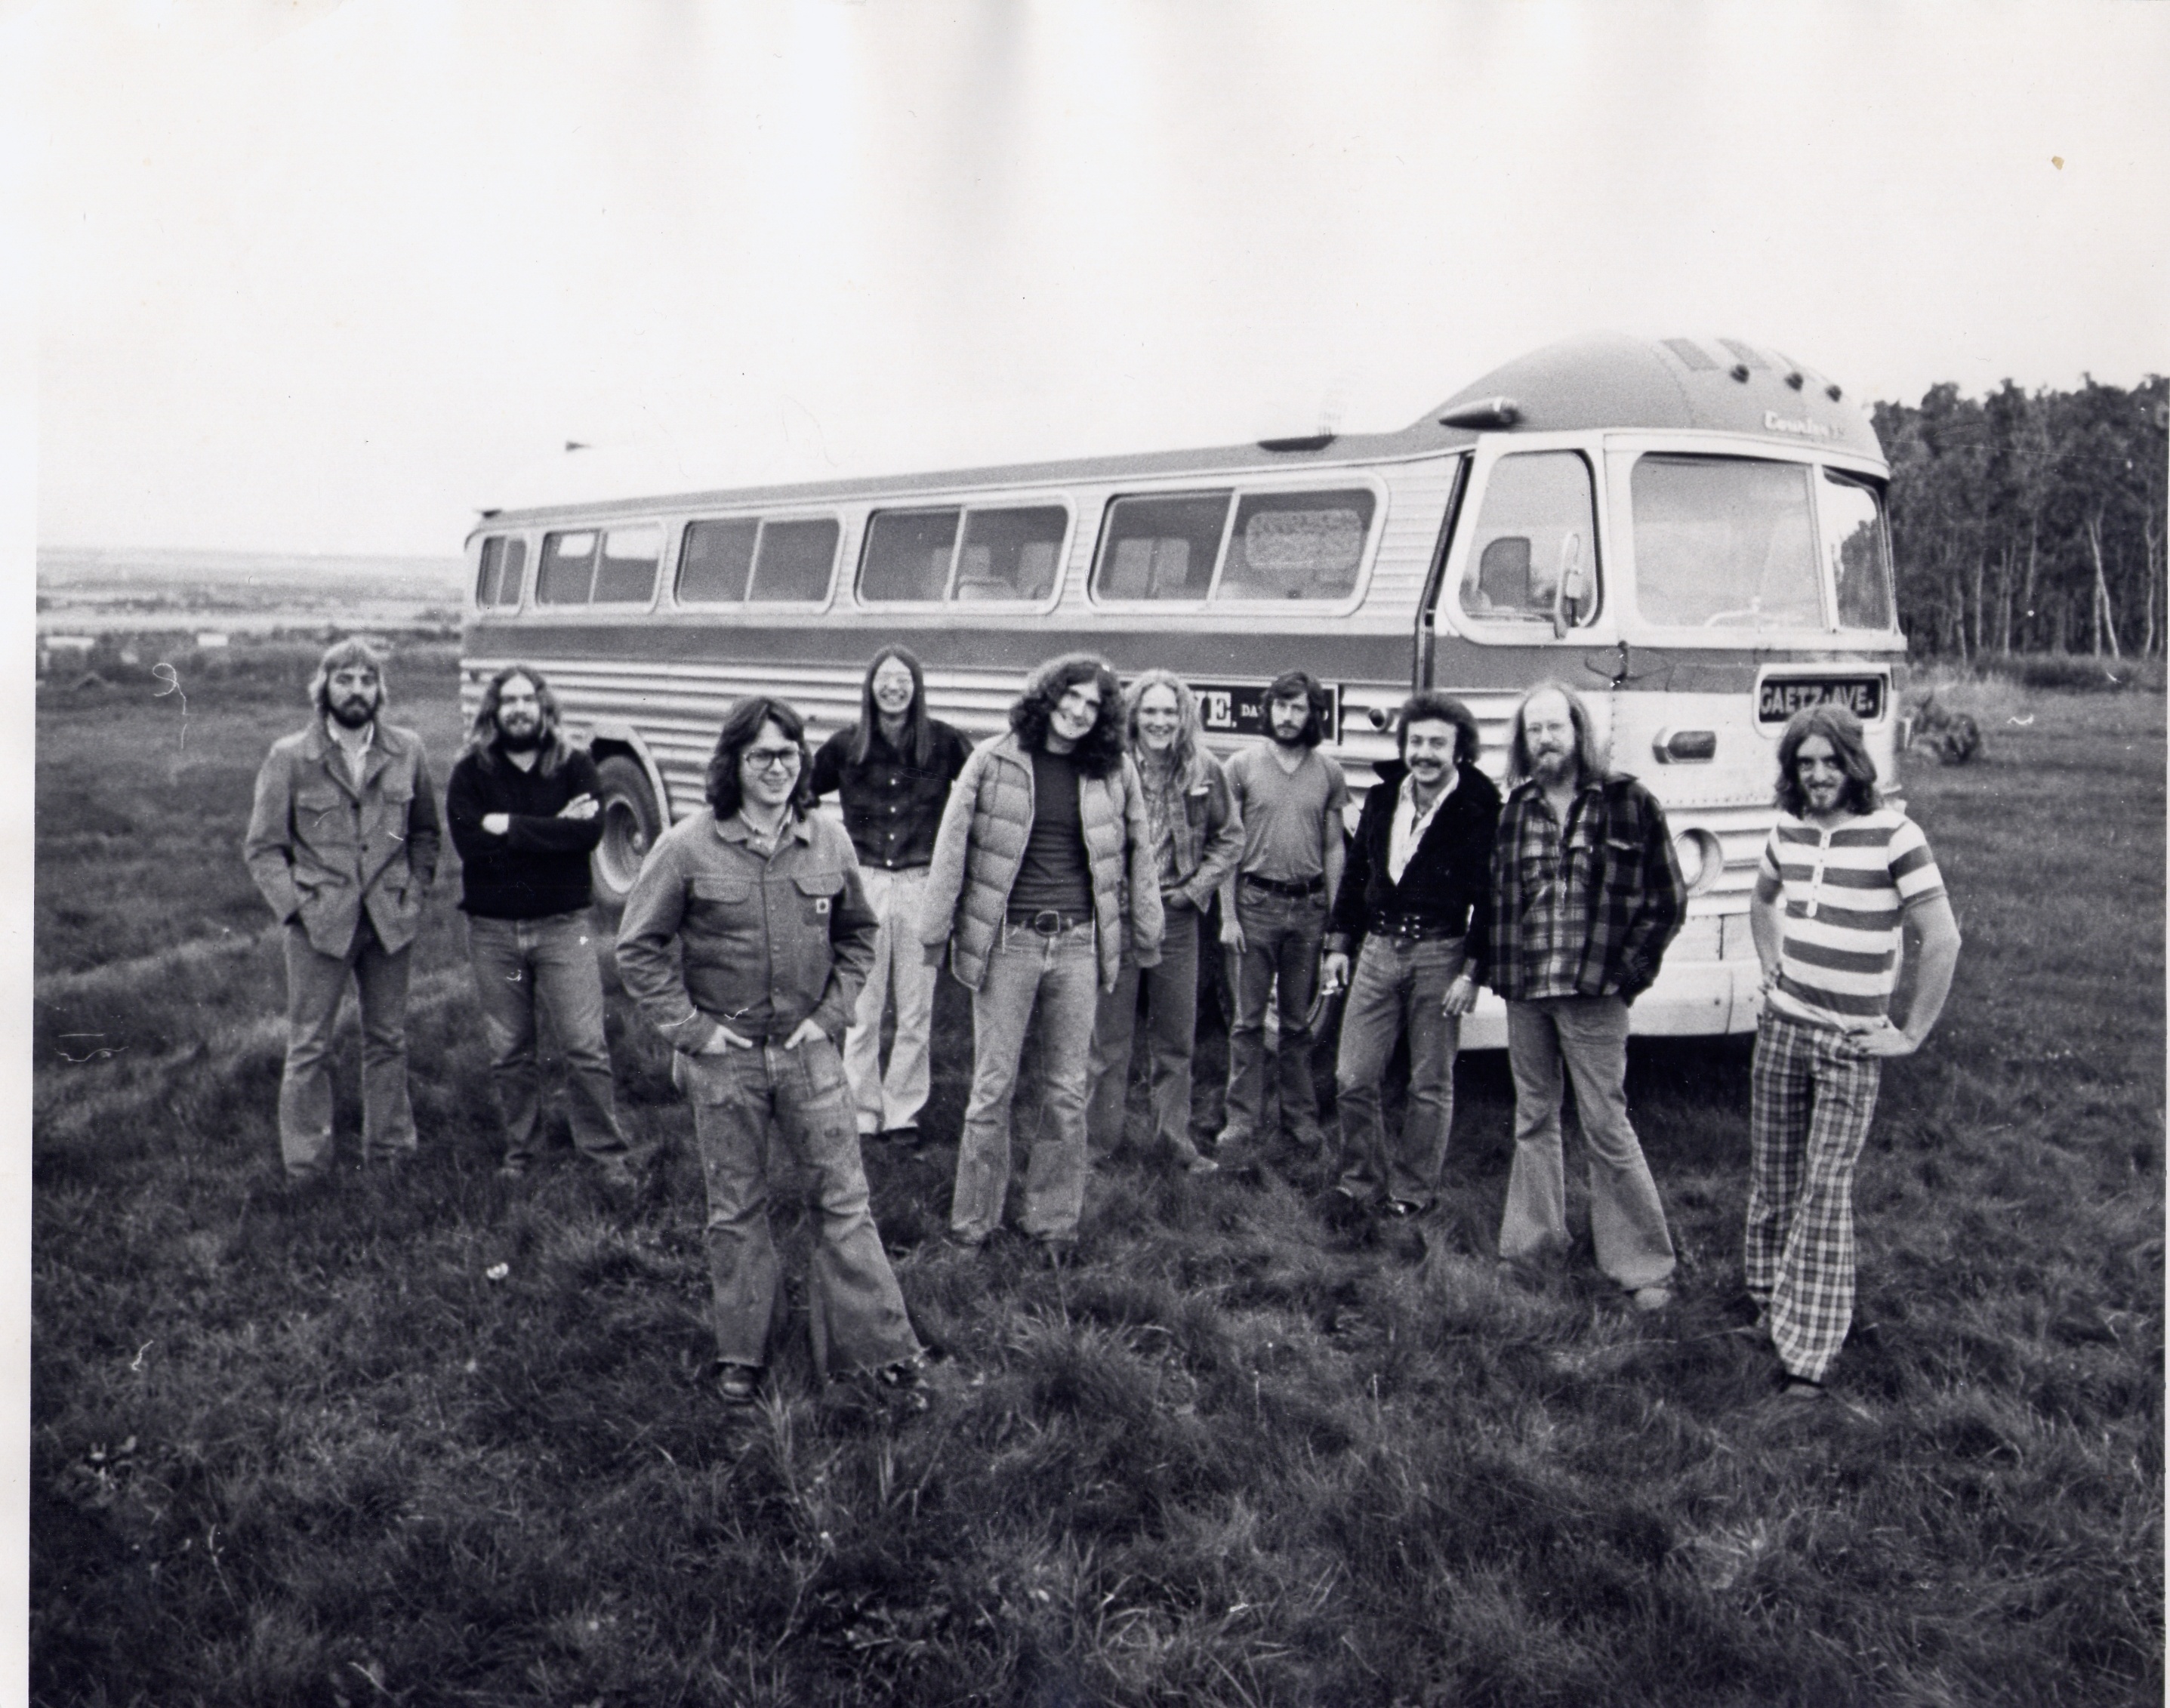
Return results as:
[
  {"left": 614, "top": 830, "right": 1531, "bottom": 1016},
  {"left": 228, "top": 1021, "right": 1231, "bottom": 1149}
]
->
[{"left": 465, "top": 910, "right": 628, "bottom": 1170}]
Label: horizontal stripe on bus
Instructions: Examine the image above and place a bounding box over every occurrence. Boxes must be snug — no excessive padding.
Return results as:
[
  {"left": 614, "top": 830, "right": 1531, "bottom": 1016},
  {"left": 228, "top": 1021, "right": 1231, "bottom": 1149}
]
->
[{"left": 464, "top": 621, "right": 1890, "bottom": 694}]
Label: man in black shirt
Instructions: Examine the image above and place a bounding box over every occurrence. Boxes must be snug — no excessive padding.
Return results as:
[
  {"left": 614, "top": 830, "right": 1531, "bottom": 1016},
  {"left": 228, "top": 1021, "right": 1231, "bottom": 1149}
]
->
[
  {"left": 808, "top": 647, "right": 969, "bottom": 1143},
  {"left": 446, "top": 664, "right": 634, "bottom": 1184}
]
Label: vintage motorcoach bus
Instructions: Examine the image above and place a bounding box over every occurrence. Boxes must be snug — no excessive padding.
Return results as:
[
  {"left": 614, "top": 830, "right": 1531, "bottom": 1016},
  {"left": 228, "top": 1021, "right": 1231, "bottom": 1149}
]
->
[{"left": 460, "top": 331, "right": 1903, "bottom": 1048}]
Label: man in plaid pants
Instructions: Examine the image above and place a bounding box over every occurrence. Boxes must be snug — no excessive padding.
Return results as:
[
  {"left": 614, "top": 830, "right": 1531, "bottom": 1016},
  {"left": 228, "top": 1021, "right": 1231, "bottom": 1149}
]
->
[{"left": 1747, "top": 704, "right": 1962, "bottom": 1401}]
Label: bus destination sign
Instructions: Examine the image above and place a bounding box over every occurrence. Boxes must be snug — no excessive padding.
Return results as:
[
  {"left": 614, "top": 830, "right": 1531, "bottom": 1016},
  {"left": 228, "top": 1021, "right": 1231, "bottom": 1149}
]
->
[
  {"left": 1755, "top": 675, "right": 1885, "bottom": 724},
  {"left": 1190, "top": 680, "right": 1341, "bottom": 744}
]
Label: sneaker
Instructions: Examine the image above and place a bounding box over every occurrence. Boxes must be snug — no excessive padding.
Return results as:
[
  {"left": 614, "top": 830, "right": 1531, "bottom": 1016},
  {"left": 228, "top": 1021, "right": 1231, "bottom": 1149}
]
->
[
  {"left": 1777, "top": 1377, "right": 1826, "bottom": 1404},
  {"left": 498, "top": 1157, "right": 530, "bottom": 1181},
  {"left": 1630, "top": 1285, "right": 1675, "bottom": 1313},
  {"left": 715, "top": 1362, "right": 761, "bottom": 1407},
  {"left": 1382, "top": 1198, "right": 1428, "bottom": 1219}
]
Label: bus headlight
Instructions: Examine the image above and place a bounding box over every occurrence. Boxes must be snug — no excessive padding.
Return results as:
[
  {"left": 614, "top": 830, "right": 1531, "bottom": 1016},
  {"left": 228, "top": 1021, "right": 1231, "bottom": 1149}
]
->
[{"left": 1672, "top": 829, "right": 1725, "bottom": 895}]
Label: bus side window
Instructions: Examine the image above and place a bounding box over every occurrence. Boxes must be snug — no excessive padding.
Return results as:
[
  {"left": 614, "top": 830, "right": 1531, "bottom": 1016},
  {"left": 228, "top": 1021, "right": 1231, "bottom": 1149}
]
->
[
  {"left": 538, "top": 531, "right": 600, "bottom": 606},
  {"left": 862, "top": 509, "right": 961, "bottom": 602},
  {"left": 1459, "top": 453, "right": 1599, "bottom": 627},
  {"left": 679, "top": 519, "right": 759, "bottom": 603},
  {"left": 955, "top": 506, "right": 1068, "bottom": 601},
  {"left": 1216, "top": 489, "right": 1374, "bottom": 601},
  {"left": 594, "top": 525, "right": 661, "bottom": 605},
  {"left": 1093, "top": 492, "right": 1230, "bottom": 601},
  {"left": 750, "top": 518, "right": 842, "bottom": 603},
  {"left": 1821, "top": 470, "right": 1897, "bottom": 630},
  {"left": 476, "top": 536, "right": 526, "bottom": 608}
]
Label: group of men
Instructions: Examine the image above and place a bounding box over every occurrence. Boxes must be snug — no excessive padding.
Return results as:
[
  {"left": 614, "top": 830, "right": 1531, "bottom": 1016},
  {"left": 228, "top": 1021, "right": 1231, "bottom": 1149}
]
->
[{"left": 245, "top": 639, "right": 1958, "bottom": 1410}]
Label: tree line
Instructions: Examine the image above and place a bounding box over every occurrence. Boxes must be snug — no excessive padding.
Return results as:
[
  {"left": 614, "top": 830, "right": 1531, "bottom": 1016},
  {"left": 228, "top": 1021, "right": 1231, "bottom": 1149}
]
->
[{"left": 1874, "top": 374, "right": 2168, "bottom": 660}]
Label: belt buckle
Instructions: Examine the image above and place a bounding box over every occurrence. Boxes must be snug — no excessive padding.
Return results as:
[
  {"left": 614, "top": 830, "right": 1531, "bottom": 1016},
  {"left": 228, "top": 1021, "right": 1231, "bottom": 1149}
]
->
[{"left": 1031, "top": 909, "right": 1065, "bottom": 936}]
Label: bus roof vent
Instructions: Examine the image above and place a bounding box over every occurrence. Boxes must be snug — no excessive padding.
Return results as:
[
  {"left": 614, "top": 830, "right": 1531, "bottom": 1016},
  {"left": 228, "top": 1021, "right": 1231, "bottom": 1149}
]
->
[
  {"left": 1718, "top": 338, "right": 1770, "bottom": 370},
  {"left": 1662, "top": 338, "right": 1719, "bottom": 372},
  {"left": 1257, "top": 433, "right": 1339, "bottom": 453},
  {"left": 1437, "top": 396, "right": 1521, "bottom": 430}
]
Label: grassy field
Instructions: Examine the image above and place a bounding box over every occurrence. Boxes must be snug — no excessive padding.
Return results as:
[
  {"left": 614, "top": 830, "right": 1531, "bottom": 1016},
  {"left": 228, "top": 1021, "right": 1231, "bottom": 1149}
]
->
[{"left": 32, "top": 643, "right": 2164, "bottom": 1706}]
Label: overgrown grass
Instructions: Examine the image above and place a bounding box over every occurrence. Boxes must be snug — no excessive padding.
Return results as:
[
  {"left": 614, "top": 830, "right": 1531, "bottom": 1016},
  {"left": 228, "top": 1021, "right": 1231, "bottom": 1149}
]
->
[{"left": 32, "top": 648, "right": 2163, "bottom": 1705}]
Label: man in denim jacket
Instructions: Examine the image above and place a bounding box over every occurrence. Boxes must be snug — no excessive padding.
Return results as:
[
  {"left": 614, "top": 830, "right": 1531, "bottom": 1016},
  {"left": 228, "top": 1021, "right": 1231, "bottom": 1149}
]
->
[{"left": 244, "top": 638, "right": 440, "bottom": 1180}]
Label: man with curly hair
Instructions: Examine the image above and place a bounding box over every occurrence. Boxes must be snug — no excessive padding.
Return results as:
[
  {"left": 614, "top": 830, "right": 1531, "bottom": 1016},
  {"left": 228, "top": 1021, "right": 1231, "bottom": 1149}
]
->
[{"left": 920, "top": 653, "right": 1164, "bottom": 1255}]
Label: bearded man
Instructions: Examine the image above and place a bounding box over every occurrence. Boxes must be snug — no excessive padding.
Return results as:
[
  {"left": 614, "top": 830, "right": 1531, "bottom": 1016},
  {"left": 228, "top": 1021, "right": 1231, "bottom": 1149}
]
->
[
  {"left": 1460, "top": 680, "right": 1686, "bottom": 1309},
  {"left": 446, "top": 663, "right": 635, "bottom": 1185},
  {"left": 245, "top": 637, "right": 440, "bottom": 1179}
]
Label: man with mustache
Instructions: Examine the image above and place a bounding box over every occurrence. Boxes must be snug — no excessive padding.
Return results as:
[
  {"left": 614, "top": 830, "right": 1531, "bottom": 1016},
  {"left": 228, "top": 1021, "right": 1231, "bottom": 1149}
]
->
[
  {"left": 1461, "top": 681, "right": 1686, "bottom": 1309},
  {"left": 245, "top": 637, "right": 440, "bottom": 1180},
  {"left": 445, "top": 663, "right": 635, "bottom": 1185}
]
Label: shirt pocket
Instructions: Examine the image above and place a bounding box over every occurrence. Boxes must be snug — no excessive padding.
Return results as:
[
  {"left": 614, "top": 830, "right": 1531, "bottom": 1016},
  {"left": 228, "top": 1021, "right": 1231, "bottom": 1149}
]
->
[{"left": 792, "top": 870, "right": 844, "bottom": 928}]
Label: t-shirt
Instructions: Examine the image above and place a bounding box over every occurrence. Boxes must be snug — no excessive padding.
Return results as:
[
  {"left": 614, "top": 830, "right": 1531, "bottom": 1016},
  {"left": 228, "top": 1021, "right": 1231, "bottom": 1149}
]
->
[
  {"left": 1758, "top": 807, "right": 1947, "bottom": 1031},
  {"left": 1009, "top": 746, "right": 1091, "bottom": 915},
  {"left": 1225, "top": 744, "right": 1348, "bottom": 884}
]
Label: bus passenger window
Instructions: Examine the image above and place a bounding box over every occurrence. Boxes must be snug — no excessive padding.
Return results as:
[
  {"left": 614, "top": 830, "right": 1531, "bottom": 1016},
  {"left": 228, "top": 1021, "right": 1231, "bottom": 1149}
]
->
[
  {"left": 955, "top": 506, "right": 1068, "bottom": 601},
  {"left": 1633, "top": 456, "right": 1823, "bottom": 630},
  {"left": 1217, "top": 489, "right": 1374, "bottom": 601},
  {"left": 861, "top": 509, "right": 961, "bottom": 602},
  {"left": 1092, "top": 493, "right": 1230, "bottom": 601},
  {"left": 749, "top": 518, "right": 841, "bottom": 603},
  {"left": 593, "top": 525, "right": 661, "bottom": 605},
  {"left": 476, "top": 536, "right": 526, "bottom": 608},
  {"left": 1459, "top": 453, "right": 1598, "bottom": 627},
  {"left": 1821, "top": 470, "right": 1897, "bottom": 630},
  {"left": 538, "top": 531, "right": 600, "bottom": 605},
  {"left": 678, "top": 519, "right": 758, "bottom": 603}
]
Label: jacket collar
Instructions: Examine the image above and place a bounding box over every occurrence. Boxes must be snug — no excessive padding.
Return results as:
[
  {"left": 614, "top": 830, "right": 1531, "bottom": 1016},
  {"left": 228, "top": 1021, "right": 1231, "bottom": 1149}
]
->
[{"left": 712, "top": 808, "right": 815, "bottom": 846}]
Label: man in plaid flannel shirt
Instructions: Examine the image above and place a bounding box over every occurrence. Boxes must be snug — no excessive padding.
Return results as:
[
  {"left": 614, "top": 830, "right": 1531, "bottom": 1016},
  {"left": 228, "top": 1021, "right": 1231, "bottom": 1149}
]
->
[{"left": 1453, "top": 682, "right": 1685, "bottom": 1309}]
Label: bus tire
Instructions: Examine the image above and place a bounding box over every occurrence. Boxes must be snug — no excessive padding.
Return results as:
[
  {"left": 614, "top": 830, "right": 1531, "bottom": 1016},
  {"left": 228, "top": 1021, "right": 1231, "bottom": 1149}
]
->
[{"left": 592, "top": 755, "right": 662, "bottom": 906}]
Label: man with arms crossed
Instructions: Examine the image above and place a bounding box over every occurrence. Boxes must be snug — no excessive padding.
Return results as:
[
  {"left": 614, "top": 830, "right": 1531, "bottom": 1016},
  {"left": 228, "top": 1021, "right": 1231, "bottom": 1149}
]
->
[
  {"left": 445, "top": 664, "right": 635, "bottom": 1185},
  {"left": 245, "top": 637, "right": 440, "bottom": 1180},
  {"left": 1216, "top": 669, "right": 1347, "bottom": 1167},
  {"left": 921, "top": 653, "right": 1162, "bottom": 1255},
  {"left": 809, "top": 646, "right": 970, "bottom": 1146},
  {"left": 1320, "top": 692, "right": 1500, "bottom": 1220},
  {"left": 1458, "top": 681, "right": 1685, "bottom": 1309},
  {"left": 1746, "top": 703, "right": 1960, "bottom": 1400}
]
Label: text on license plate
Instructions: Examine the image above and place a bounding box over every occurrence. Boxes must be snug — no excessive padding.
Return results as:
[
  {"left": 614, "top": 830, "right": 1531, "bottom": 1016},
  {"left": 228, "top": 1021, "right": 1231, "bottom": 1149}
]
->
[{"left": 1756, "top": 676, "right": 1885, "bottom": 723}]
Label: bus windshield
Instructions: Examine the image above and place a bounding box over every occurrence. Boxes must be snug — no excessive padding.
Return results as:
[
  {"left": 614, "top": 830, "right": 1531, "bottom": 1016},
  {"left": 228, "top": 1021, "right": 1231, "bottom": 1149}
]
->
[{"left": 1631, "top": 455, "right": 1823, "bottom": 630}]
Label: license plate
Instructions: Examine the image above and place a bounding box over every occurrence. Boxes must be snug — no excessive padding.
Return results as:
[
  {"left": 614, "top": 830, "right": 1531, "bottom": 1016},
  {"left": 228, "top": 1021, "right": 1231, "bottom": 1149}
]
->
[
  {"left": 1756, "top": 675, "right": 1885, "bottom": 724},
  {"left": 1190, "top": 680, "right": 1342, "bottom": 742}
]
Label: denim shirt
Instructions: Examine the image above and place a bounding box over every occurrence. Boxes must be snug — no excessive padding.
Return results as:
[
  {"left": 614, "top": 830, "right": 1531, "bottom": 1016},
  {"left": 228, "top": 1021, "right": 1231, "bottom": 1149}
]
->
[{"left": 616, "top": 808, "right": 878, "bottom": 1050}]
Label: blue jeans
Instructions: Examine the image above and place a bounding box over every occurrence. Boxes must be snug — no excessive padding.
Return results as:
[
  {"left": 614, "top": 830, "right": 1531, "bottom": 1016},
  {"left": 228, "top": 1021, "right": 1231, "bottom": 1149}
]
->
[
  {"left": 951, "top": 919, "right": 1102, "bottom": 1244},
  {"left": 1085, "top": 902, "right": 1204, "bottom": 1164},
  {"left": 1334, "top": 933, "right": 1464, "bottom": 1207},
  {"left": 1222, "top": 886, "right": 1327, "bottom": 1145},
  {"left": 466, "top": 911, "right": 627, "bottom": 1169},
  {"left": 680, "top": 1037, "right": 921, "bottom": 1375},
  {"left": 1499, "top": 996, "right": 1676, "bottom": 1291},
  {"left": 279, "top": 915, "right": 413, "bottom": 1177}
]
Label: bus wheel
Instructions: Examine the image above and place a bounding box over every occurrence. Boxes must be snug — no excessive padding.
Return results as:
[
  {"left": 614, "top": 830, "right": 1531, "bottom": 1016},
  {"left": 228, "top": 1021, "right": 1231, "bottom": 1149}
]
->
[{"left": 593, "top": 756, "right": 661, "bottom": 905}]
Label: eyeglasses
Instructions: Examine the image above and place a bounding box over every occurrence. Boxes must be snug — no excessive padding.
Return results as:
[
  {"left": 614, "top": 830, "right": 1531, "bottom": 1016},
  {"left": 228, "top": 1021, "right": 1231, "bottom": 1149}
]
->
[{"left": 741, "top": 746, "right": 802, "bottom": 773}]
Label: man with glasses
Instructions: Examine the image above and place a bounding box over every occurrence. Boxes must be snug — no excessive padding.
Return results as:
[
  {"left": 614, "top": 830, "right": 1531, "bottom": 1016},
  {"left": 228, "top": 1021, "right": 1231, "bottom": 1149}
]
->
[
  {"left": 617, "top": 695, "right": 927, "bottom": 1409},
  {"left": 920, "top": 653, "right": 1162, "bottom": 1256}
]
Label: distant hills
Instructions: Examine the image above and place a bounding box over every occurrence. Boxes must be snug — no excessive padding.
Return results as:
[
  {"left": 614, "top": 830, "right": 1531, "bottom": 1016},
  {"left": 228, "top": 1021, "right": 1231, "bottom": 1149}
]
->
[{"left": 37, "top": 547, "right": 467, "bottom": 634}]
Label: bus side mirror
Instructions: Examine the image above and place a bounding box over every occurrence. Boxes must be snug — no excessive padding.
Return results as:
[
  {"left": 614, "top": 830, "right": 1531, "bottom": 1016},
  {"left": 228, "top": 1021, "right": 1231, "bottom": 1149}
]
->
[{"left": 1552, "top": 533, "right": 1586, "bottom": 638}]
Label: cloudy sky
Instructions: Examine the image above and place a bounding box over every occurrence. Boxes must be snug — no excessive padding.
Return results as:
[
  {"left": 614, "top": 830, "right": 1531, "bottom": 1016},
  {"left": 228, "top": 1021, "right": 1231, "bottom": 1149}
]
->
[{"left": 22, "top": 0, "right": 2170, "bottom": 557}]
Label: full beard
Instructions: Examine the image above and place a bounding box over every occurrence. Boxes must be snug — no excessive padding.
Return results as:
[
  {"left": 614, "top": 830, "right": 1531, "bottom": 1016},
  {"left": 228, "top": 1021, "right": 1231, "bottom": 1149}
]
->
[
  {"left": 497, "top": 723, "right": 544, "bottom": 752},
  {"left": 328, "top": 697, "right": 377, "bottom": 730}
]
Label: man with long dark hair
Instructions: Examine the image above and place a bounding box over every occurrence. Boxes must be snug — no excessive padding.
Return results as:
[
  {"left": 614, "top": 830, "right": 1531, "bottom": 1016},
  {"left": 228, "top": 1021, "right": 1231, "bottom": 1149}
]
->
[
  {"left": 920, "top": 653, "right": 1163, "bottom": 1254},
  {"left": 1745, "top": 703, "right": 1960, "bottom": 1401},
  {"left": 809, "top": 646, "right": 969, "bottom": 1145},
  {"left": 1321, "top": 691, "right": 1500, "bottom": 1221},
  {"left": 617, "top": 696, "right": 926, "bottom": 1407},
  {"left": 245, "top": 637, "right": 440, "bottom": 1179},
  {"left": 445, "top": 664, "right": 633, "bottom": 1184},
  {"left": 1214, "top": 667, "right": 1348, "bottom": 1168},
  {"left": 1463, "top": 681, "right": 1685, "bottom": 1309}
]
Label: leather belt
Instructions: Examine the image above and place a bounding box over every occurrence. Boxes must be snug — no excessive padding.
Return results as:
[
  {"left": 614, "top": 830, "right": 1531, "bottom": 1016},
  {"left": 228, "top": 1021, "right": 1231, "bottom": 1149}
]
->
[
  {"left": 1241, "top": 872, "right": 1326, "bottom": 899},
  {"left": 1370, "top": 915, "right": 1463, "bottom": 942},
  {"left": 1007, "top": 908, "right": 1091, "bottom": 936}
]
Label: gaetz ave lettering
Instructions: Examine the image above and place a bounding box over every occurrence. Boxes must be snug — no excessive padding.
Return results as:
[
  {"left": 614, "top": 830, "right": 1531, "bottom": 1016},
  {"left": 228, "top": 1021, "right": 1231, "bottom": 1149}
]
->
[
  {"left": 1756, "top": 676, "right": 1885, "bottom": 723},
  {"left": 1191, "top": 680, "right": 1341, "bottom": 742}
]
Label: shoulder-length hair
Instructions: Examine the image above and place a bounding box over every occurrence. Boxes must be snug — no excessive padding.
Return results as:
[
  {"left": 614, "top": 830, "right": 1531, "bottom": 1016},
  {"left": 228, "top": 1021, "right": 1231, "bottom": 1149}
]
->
[
  {"left": 1397, "top": 690, "right": 1481, "bottom": 768},
  {"left": 1124, "top": 668, "right": 1203, "bottom": 777},
  {"left": 1774, "top": 702, "right": 1882, "bottom": 816},
  {"left": 1266, "top": 668, "right": 1330, "bottom": 748},
  {"left": 1009, "top": 653, "right": 1126, "bottom": 778},
  {"left": 704, "top": 696, "right": 817, "bottom": 820},
  {"left": 464, "top": 662, "right": 574, "bottom": 775},
  {"left": 310, "top": 637, "right": 388, "bottom": 716},
  {"left": 848, "top": 645, "right": 936, "bottom": 769},
  {"left": 1505, "top": 680, "right": 1607, "bottom": 787}
]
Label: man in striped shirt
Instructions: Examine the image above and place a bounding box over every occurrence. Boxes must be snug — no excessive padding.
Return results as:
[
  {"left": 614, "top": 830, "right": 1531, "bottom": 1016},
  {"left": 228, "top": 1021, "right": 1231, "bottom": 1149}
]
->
[{"left": 1746, "top": 703, "right": 1962, "bottom": 1402}]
